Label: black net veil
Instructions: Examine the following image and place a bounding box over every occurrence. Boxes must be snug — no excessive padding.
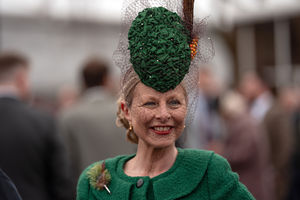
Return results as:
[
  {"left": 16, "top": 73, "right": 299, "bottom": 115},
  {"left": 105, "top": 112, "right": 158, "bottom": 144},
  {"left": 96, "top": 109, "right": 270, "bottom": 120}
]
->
[{"left": 113, "top": 0, "right": 214, "bottom": 126}]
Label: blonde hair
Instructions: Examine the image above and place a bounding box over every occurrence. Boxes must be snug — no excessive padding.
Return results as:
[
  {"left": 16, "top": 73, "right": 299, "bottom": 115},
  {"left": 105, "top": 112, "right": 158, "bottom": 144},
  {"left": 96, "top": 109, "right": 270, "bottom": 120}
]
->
[{"left": 116, "top": 69, "right": 140, "bottom": 144}]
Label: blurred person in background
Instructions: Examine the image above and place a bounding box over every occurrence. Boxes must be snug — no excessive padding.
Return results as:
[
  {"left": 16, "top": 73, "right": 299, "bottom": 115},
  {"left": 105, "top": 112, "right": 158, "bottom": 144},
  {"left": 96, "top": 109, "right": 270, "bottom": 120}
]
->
[
  {"left": 217, "top": 91, "right": 274, "bottom": 200},
  {"left": 239, "top": 71, "right": 273, "bottom": 122},
  {"left": 288, "top": 88, "right": 300, "bottom": 200},
  {"left": 0, "top": 52, "right": 72, "bottom": 200},
  {"left": 58, "top": 56, "right": 135, "bottom": 192},
  {"left": 184, "top": 67, "right": 224, "bottom": 149},
  {"left": 57, "top": 84, "right": 79, "bottom": 111},
  {"left": 264, "top": 87, "right": 299, "bottom": 200},
  {"left": 0, "top": 168, "right": 22, "bottom": 200}
]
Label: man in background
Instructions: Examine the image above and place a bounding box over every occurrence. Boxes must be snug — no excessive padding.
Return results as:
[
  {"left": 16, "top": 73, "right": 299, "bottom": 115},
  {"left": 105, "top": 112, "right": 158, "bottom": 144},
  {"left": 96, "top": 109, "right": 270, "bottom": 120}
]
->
[
  {"left": 183, "top": 67, "right": 223, "bottom": 149},
  {"left": 264, "top": 87, "right": 298, "bottom": 200},
  {"left": 0, "top": 52, "right": 72, "bottom": 200},
  {"left": 239, "top": 71, "right": 274, "bottom": 122},
  {"left": 58, "top": 56, "right": 135, "bottom": 191}
]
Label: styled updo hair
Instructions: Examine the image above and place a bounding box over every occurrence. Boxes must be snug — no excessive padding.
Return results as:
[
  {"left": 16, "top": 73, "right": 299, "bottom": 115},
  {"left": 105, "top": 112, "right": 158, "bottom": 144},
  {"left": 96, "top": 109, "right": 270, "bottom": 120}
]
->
[{"left": 116, "top": 69, "right": 140, "bottom": 144}]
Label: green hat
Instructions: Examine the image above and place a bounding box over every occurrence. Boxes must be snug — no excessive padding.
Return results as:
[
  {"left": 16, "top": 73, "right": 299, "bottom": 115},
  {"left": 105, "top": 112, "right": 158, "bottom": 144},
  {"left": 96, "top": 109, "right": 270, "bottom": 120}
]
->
[
  {"left": 128, "top": 7, "right": 191, "bottom": 92},
  {"left": 114, "top": 1, "right": 214, "bottom": 127}
]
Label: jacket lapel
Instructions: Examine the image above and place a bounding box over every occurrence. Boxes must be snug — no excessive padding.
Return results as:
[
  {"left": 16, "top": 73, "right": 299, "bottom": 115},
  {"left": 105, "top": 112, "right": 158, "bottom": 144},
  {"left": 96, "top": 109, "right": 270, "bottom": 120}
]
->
[{"left": 153, "top": 149, "right": 213, "bottom": 200}]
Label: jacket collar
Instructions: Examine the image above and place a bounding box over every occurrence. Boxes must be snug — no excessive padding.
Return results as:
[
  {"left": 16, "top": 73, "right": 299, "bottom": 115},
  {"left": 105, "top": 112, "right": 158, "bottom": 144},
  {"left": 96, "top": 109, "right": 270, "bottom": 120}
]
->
[
  {"left": 90, "top": 148, "right": 213, "bottom": 200},
  {"left": 153, "top": 149, "right": 213, "bottom": 200}
]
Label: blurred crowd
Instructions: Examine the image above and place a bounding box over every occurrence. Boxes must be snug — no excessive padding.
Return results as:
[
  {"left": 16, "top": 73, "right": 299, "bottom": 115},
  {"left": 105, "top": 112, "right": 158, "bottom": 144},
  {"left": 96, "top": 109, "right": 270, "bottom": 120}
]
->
[
  {"left": 182, "top": 67, "right": 300, "bottom": 200},
  {"left": 0, "top": 52, "right": 135, "bottom": 200},
  {"left": 0, "top": 50, "right": 299, "bottom": 200}
]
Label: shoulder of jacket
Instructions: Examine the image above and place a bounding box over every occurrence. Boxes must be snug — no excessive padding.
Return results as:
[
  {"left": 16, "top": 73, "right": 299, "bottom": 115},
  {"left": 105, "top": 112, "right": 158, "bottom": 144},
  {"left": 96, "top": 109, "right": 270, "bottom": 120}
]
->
[
  {"left": 178, "top": 149, "right": 232, "bottom": 177},
  {"left": 205, "top": 153, "right": 255, "bottom": 200},
  {"left": 207, "top": 152, "right": 232, "bottom": 172},
  {"left": 78, "top": 154, "right": 129, "bottom": 186},
  {"left": 181, "top": 148, "right": 214, "bottom": 163},
  {"left": 77, "top": 155, "right": 130, "bottom": 200}
]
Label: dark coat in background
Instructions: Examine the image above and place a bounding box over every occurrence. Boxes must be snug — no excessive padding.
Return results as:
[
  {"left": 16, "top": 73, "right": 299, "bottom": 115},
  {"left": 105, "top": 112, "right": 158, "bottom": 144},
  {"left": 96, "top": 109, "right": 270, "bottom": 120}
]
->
[
  {"left": 0, "top": 168, "right": 22, "bottom": 200},
  {"left": 264, "top": 103, "right": 294, "bottom": 200},
  {"left": 0, "top": 96, "right": 72, "bottom": 200},
  {"left": 288, "top": 109, "right": 300, "bottom": 200}
]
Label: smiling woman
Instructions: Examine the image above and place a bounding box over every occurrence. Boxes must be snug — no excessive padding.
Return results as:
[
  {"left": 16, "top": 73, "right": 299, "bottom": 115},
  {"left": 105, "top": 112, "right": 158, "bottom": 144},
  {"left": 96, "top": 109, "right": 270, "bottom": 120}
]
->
[
  {"left": 122, "top": 83, "right": 187, "bottom": 148},
  {"left": 76, "top": 0, "right": 255, "bottom": 199}
]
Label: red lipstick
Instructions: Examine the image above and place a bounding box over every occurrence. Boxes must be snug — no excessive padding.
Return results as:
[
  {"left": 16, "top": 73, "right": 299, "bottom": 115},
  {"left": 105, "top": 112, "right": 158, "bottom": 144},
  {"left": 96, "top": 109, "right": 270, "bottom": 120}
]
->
[{"left": 151, "top": 126, "right": 172, "bottom": 135}]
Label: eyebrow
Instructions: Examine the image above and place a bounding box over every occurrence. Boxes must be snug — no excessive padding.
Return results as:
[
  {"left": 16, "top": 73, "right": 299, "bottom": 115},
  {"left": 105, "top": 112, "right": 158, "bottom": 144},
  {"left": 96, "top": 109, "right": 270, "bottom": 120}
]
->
[
  {"left": 141, "top": 93, "right": 184, "bottom": 101},
  {"left": 140, "top": 95, "right": 158, "bottom": 101}
]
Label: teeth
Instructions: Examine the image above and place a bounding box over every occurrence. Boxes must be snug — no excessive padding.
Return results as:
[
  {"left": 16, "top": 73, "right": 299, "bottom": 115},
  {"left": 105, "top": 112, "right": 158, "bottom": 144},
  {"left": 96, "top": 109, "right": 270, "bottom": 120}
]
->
[{"left": 154, "top": 127, "right": 170, "bottom": 131}]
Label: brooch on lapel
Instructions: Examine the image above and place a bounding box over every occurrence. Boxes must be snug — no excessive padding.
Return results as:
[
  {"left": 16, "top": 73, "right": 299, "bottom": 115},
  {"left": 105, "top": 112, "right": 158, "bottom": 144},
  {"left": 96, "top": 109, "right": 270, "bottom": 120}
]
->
[{"left": 87, "top": 161, "right": 111, "bottom": 194}]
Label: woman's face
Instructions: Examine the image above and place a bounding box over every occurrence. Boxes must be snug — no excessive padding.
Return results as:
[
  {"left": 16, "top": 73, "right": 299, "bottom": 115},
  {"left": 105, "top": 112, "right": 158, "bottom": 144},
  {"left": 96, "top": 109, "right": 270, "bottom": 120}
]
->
[{"left": 124, "top": 83, "right": 187, "bottom": 148}]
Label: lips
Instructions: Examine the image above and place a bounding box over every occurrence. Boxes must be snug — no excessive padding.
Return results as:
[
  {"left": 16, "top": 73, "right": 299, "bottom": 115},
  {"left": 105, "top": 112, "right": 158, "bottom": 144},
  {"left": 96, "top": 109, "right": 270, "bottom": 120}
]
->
[{"left": 151, "top": 126, "right": 173, "bottom": 135}]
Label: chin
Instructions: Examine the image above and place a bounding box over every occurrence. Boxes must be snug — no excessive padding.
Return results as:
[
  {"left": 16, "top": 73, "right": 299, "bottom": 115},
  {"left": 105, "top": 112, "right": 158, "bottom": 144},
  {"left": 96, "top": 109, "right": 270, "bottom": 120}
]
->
[
  {"left": 136, "top": 127, "right": 182, "bottom": 149},
  {"left": 143, "top": 134, "right": 178, "bottom": 149},
  {"left": 149, "top": 141, "right": 175, "bottom": 149}
]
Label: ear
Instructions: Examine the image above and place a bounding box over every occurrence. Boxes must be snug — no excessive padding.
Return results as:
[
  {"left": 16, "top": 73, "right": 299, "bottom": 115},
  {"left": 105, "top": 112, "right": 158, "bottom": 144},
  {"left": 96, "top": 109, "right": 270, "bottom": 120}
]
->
[{"left": 121, "top": 101, "right": 132, "bottom": 122}]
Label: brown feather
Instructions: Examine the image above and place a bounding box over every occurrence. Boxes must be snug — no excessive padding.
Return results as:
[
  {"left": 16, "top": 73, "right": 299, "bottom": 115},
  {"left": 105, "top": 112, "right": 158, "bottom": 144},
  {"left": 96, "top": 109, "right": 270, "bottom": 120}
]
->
[{"left": 183, "top": 0, "right": 195, "bottom": 38}]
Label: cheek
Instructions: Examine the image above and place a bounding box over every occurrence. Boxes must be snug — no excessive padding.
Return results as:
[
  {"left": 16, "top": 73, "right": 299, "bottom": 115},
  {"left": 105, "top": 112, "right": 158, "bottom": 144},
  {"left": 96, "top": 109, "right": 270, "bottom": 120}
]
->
[
  {"left": 172, "top": 108, "right": 187, "bottom": 125},
  {"left": 131, "top": 108, "right": 155, "bottom": 126}
]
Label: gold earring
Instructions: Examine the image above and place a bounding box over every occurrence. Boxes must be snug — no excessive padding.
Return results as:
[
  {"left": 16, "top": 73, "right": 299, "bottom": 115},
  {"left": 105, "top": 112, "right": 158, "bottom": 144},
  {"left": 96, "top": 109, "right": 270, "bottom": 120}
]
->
[{"left": 129, "top": 124, "right": 133, "bottom": 131}]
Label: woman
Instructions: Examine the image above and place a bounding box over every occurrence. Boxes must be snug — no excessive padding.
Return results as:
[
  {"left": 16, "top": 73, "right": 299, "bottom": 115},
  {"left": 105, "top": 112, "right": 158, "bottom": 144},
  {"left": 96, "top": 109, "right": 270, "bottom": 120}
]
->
[{"left": 77, "top": 0, "right": 255, "bottom": 199}]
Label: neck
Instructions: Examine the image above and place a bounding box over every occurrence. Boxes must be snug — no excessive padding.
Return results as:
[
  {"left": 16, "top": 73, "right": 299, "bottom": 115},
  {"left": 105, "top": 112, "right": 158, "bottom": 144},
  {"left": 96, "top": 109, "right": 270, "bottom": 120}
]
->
[
  {"left": 0, "top": 84, "right": 19, "bottom": 97},
  {"left": 124, "top": 142, "right": 178, "bottom": 178}
]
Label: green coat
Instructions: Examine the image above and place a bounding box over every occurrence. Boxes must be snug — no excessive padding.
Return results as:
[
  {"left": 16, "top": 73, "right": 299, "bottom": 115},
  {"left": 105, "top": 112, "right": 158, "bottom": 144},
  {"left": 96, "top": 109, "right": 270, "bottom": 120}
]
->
[{"left": 77, "top": 148, "right": 255, "bottom": 200}]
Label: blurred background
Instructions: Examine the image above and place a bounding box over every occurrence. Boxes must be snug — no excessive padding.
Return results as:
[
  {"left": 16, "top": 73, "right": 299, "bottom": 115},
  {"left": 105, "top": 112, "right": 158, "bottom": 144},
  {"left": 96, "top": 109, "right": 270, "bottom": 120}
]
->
[
  {"left": 0, "top": 0, "right": 300, "bottom": 111},
  {"left": 1, "top": 1, "right": 300, "bottom": 199},
  {"left": 0, "top": 0, "right": 300, "bottom": 109}
]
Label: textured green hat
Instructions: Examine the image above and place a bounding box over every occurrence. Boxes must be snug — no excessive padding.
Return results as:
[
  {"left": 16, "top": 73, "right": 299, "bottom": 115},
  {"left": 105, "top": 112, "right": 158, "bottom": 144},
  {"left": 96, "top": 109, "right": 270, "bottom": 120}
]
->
[{"left": 128, "top": 7, "right": 191, "bottom": 92}]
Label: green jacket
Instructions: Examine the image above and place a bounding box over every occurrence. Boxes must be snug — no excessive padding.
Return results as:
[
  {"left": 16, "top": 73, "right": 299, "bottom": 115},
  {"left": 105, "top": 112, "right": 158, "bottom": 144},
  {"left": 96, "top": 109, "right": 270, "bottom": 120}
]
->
[{"left": 77, "top": 148, "right": 255, "bottom": 200}]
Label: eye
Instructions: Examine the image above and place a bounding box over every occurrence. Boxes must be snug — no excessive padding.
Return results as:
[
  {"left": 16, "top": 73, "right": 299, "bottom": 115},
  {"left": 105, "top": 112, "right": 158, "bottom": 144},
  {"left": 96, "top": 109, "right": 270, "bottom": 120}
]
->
[
  {"left": 143, "top": 101, "right": 157, "bottom": 106},
  {"left": 168, "top": 99, "right": 180, "bottom": 106}
]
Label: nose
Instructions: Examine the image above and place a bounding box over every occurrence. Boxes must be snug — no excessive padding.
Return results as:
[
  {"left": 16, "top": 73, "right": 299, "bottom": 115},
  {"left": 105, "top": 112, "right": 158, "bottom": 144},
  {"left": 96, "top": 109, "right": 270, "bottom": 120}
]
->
[{"left": 156, "top": 103, "right": 171, "bottom": 122}]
